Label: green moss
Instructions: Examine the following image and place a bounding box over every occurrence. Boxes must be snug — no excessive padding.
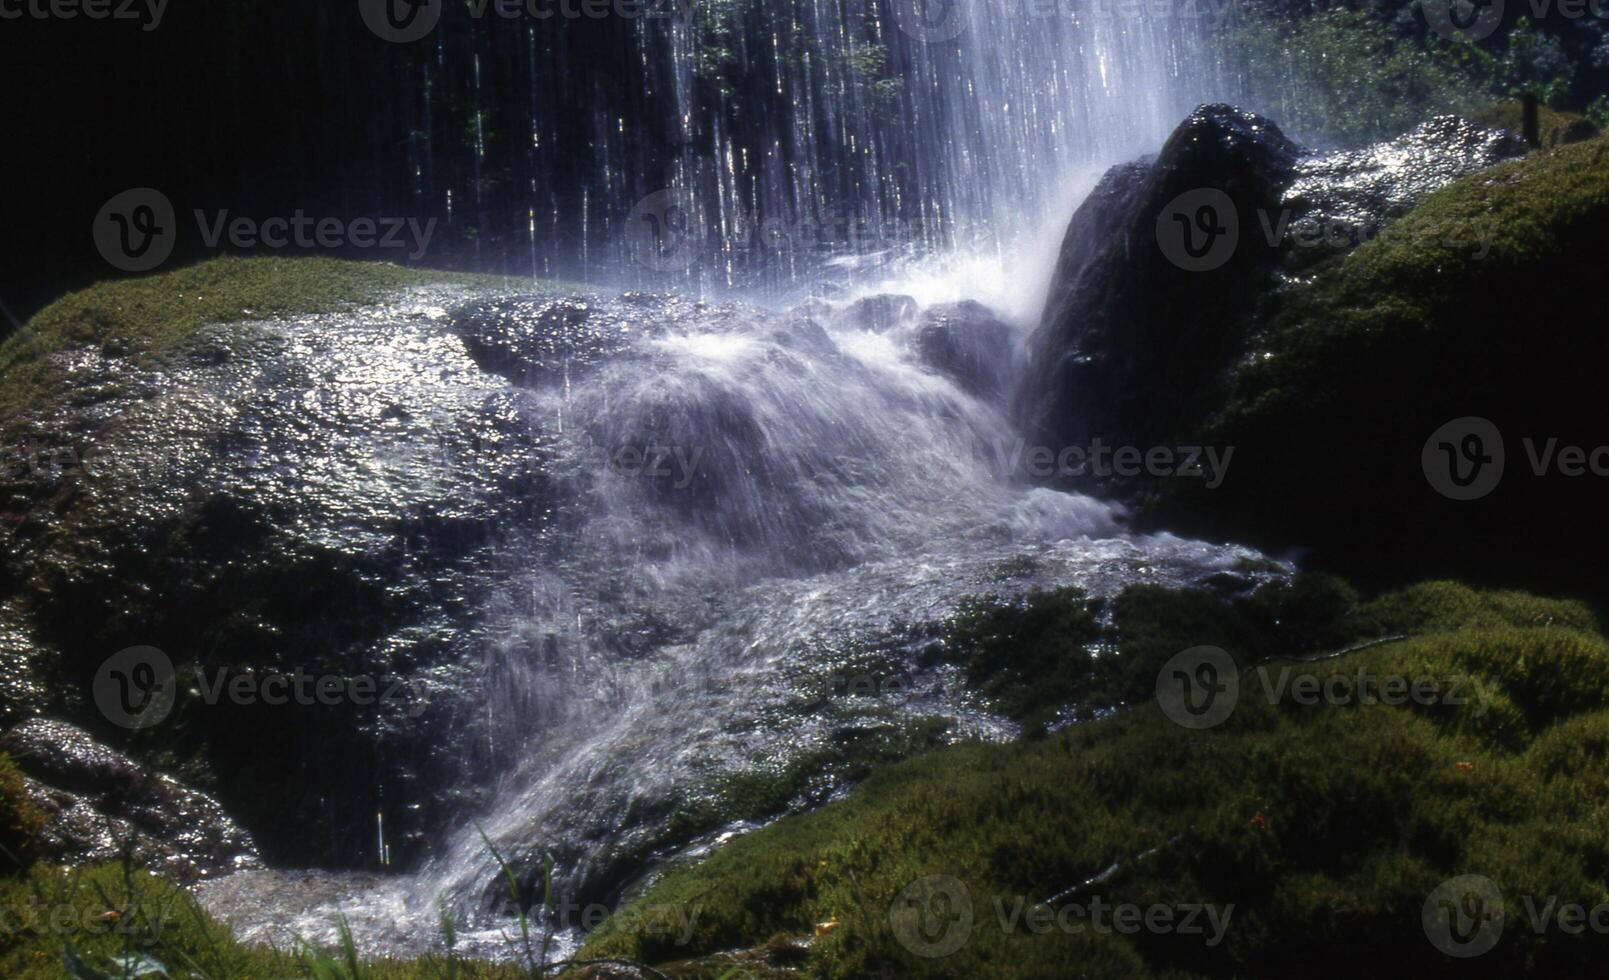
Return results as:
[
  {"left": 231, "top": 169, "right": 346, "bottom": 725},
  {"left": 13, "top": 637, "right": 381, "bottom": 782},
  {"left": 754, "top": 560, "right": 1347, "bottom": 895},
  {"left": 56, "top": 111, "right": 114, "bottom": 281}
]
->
[
  {"left": 581, "top": 580, "right": 1609, "bottom": 977},
  {"left": 0, "top": 754, "right": 43, "bottom": 874},
  {"left": 0, "top": 256, "right": 549, "bottom": 431},
  {"left": 1164, "top": 137, "right": 1609, "bottom": 590},
  {"left": 941, "top": 574, "right": 1363, "bottom": 731},
  {"left": 1473, "top": 100, "right": 1599, "bottom": 148}
]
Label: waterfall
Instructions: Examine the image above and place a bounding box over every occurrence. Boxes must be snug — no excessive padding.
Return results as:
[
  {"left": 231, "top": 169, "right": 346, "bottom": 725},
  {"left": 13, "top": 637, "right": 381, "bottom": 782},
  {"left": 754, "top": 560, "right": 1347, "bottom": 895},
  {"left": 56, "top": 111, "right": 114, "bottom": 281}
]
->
[
  {"left": 195, "top": 0, "right": 1246, "bottom": 960},
  {"left": 390, "top": 0, "right": 1214, "bottom": 288}
]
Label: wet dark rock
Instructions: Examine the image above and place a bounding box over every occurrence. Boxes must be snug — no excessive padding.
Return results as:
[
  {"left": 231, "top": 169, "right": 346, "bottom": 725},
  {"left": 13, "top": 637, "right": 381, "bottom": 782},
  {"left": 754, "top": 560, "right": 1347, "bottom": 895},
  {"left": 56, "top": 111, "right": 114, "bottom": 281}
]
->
[
  {"left": 2, "top": 719, "right": 258, "bottom": 880},
  {"left": 455, "top": 295, "right": 648, "bottom": 387},
  {"left": 832, "top": 293, "right": 918, "bottom": 333},
  {"left": 771, "top": 311, "right": 838, "bottom": 356},
  {"left": 1279, "top": 116, "right": 1527, "bottom": 273},
  {"left": 912, "top": 301, "right": 1015, "bottom": 400},
  {"left": 1018, "top": 104, "right": 1300, "bottom": 461},
  {"left": 0, "top": 285, "right": 569, "bottom": 868},
  {"left": 1022, "top": 105, "right": 1609, "bottom": 592}
]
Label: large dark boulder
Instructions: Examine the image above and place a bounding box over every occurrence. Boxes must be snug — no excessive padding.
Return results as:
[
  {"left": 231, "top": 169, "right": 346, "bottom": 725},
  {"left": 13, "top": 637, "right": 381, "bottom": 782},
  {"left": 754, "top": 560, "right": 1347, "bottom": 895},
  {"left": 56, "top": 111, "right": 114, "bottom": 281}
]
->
[
  {"left": 1018, "top": 108, "right": 1528, "bottom": 468},
  {"left": 1016, "top": 105, "right": 1301, "bottom": 464},
  {"left": 0, "top": 275, "right": 566, "bottom": 869}
]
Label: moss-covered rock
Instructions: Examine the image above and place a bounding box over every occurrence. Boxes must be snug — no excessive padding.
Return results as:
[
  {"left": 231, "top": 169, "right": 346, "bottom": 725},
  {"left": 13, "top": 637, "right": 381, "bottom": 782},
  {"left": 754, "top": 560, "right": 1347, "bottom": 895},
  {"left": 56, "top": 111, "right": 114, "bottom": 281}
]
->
[
  {"left": 0, "top": 753, "right": 44, "bottom": 874},
  {"left": 579, "top": 581, "right": 1609, "bottom": 977},
  {"left": 1472, "top": 100, "right": 1599, "bottom": 149},
  {"left": 1160, "top": 136, "right": 1609, "bottom": 595}
]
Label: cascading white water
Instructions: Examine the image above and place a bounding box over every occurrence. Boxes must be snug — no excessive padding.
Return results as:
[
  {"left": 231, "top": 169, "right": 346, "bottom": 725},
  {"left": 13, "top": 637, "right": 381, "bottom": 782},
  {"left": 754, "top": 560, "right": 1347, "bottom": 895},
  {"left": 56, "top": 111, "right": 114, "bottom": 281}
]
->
[{"left": 617, "top": 0, "right": 1217, "bottom": 289}]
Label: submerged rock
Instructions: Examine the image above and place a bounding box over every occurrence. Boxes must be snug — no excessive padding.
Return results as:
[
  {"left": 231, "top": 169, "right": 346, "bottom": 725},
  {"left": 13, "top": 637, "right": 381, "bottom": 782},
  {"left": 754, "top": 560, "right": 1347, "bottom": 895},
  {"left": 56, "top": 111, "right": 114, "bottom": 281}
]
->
[
  {"left": 912, "top": 301, "right": 1015, "bottom": 400},
  {"left": 455, "top": 295, "right": 650, "bottom": 387},
  {"left": 832, "top": 293, "right": 918, "bottom": 333}
]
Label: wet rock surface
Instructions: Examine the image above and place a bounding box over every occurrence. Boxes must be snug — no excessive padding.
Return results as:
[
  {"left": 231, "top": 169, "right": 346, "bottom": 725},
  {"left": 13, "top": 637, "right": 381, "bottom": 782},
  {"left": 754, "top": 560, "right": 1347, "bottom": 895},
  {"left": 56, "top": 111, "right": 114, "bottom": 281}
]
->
[
  {"left": 832, "top": 293, "right": 918, "bottom": 333},
  {"left": 1018, "top": 104, "right": 1300, "bottom": 461},
  {"left": 2, "top": 719, "right": 257, "bottom": 880},
  {"left": 912, "top": 301, "right": 1016, "bottom": 400},
  {"left": 0, "top": 268, "right": 1276, "bottom": 961},
  {"left": 0, "top": 282, "right": 565, "bottom": 868},
  {"left": 1280, "top": 116, "right": 1527, "bottom": 273}
]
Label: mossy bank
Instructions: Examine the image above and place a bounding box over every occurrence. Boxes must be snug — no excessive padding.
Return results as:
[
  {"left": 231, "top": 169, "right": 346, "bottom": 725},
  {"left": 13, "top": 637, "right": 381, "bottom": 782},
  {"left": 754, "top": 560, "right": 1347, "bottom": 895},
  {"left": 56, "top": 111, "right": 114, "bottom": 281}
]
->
[{"left": 581, "top": 580, "right": 1609, "bottom": 978}]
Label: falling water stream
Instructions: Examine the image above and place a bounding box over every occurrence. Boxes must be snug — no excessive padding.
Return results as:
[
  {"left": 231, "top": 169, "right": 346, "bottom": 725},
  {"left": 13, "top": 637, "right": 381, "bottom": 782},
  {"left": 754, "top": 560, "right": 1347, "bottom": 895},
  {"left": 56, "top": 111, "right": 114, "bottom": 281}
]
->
[{"left": 196, "top": 2, "right": 1247, "bottom": 962}]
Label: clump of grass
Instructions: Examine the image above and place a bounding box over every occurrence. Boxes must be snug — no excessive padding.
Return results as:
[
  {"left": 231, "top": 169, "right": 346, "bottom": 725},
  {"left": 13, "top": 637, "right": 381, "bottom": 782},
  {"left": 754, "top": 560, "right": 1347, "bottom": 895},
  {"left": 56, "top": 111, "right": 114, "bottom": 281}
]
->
[
  {"left": 0, "top": 753, "right": 45, "bottom": 874},
  {"left": 0, "top": 857, "right": 528, "bottom": 979},
  {"left": 1472, "top": 100, "right": 1599, "bottom": 148},
  {"left": 581, "top": 580, "right": 1609, "bottom": 977}
]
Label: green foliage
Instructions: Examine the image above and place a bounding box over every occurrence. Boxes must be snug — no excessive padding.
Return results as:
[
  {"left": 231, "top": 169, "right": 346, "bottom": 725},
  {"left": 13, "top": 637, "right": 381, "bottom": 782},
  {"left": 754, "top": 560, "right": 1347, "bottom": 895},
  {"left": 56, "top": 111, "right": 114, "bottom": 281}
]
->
[
  {"left": 1226, "top": 8, "right": 1489, "bottom": 146},
  {"left": 1493, "top": 18, "right": 1574, "bottom": 107},
  {"left": 580, "top": 581, "right": 1609, "bottom": 977}
]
